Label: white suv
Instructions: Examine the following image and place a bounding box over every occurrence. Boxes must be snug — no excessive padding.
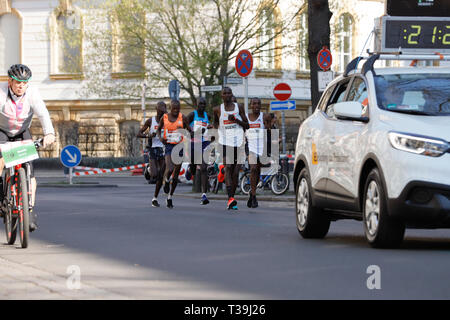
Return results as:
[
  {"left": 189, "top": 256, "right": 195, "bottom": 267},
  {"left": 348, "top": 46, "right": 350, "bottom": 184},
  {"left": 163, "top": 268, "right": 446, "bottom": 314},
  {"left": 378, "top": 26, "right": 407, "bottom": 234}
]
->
[{"left": 294, "top": 54, "right": 450, "bottom": 248}]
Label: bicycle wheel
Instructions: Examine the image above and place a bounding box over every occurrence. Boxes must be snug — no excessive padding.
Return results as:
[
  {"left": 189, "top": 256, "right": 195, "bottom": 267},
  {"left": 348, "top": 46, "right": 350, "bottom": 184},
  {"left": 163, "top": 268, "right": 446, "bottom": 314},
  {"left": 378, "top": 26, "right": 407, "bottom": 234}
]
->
[
  {"left": 271, "top": 173, "right": 289, "bottom": 195},
  {"left": 4, "top": 174, "right": 17, "bottom": 245},
  {"left": 240, "top": 173, "right": 251, "bottom": 196},
  {"left": 16, "top": 168, "right": 30, "bottom": 249}
]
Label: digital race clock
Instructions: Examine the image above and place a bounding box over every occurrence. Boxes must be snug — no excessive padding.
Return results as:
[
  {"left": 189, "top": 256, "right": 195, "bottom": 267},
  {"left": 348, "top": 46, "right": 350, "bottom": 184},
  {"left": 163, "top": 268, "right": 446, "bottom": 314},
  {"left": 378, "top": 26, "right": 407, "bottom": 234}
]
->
[{"left": 381, "top": 16, "right": 450, "bottom": 54}]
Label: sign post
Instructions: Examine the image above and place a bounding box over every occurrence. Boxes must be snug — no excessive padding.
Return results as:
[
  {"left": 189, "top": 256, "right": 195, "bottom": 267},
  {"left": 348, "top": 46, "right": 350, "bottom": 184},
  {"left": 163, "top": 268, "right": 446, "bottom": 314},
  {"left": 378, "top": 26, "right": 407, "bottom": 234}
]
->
[
  {"left": 272, "top": 83, "right": 294, "bottom": 155},
  {"left": 60, "top": 145, "right": 82, "bottom": 185},
  {"left": 235, "top": 50, "right": 253, "bottom": 114}
]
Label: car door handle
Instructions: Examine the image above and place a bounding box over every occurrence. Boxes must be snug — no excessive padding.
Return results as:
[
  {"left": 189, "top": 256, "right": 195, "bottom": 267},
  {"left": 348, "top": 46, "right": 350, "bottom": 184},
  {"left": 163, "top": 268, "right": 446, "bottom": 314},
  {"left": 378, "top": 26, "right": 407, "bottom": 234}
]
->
[
  {"left": 329, "top": 137, "right": 336, "bottom": 144},
  {"left": 305, "top": 131, "right": 312, "bottom": 139}
]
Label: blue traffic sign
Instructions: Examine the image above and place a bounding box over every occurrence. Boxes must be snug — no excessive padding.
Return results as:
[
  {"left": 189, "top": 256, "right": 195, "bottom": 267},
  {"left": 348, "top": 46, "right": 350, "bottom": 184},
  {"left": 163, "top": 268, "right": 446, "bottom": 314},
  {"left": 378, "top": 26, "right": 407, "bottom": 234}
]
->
[
  {"left": 317, "top": 47, "right": 332, "bottom": 71},
  {"left": 60, "top": 145, "right": 82, "bottom": 168},
  {"left": 270, "top": 100, "right": 296, "bottom": 111},
  {"left": 235, "top": 50, "right": 253, "bottom": 77},
  {"left": 168, "top": 80, "right": 180, "bottom": 100}
]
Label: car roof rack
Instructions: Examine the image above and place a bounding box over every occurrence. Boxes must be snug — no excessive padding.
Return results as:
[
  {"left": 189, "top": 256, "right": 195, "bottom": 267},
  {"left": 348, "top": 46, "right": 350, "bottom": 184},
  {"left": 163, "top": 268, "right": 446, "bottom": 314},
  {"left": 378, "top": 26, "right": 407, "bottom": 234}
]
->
[
  {"left": 361, "top": 51, "right": 450, "bottom": 76},
  {"left": 343, "top": 56, "right": 366, "bottom": 77},
  {"left": 344, "top": 51, "right": 450, "bottom": 77}
]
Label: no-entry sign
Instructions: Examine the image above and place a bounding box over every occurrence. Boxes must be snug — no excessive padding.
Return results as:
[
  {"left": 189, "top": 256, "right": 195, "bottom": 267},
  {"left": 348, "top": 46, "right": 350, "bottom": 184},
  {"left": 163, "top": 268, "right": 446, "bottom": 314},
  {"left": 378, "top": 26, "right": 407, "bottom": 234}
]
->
[
  {"left": 273, "top": 83, "right": 292, "bottom": 101},
  {"left": 235, "top": 50, "right": 253, "bottom": 78}
]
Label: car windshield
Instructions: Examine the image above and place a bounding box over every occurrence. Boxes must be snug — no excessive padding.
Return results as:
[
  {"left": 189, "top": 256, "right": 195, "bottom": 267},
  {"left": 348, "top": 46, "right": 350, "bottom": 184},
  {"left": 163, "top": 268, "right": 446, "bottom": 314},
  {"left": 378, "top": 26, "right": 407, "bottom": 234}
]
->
[{"left": 374, "top": 73, "right": 450, "bottom": 116}]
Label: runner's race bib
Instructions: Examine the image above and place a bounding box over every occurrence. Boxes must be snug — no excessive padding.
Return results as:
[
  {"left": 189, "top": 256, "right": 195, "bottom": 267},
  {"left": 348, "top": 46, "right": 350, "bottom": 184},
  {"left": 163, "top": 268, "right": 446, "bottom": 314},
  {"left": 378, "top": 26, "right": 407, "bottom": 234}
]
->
[
  {"left": 0, "top": 140, "right": 39, "bottom": 168},
  {"left": 193, "top": 121, "right": 208, "bottom": 134},
  {"left": 167, "top": 131, "right": 182, "bottom": 143}
]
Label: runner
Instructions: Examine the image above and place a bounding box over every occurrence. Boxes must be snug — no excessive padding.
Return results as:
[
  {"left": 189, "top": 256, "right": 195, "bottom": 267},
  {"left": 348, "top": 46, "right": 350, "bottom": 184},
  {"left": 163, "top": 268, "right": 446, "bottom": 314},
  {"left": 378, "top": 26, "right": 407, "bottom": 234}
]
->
[
  {"left": 213, "top": 87, "right": 249, "bottom": 211},
  {"left": 137, "top": 101, "right": 167, "bottom": 207},
  {"left": 186, "top": 97, "right": 212, "bottom": 205},
  {"left": 157, "top": 100, "right": 191, "bottom": 209},
  {"left": 246, "top": 97, "right": 272, "bottom": 208}
]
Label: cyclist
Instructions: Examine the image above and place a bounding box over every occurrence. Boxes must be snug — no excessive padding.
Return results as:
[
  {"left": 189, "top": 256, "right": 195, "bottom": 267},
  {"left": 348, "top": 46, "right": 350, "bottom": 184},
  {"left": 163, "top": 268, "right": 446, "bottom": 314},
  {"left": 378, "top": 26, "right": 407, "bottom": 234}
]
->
[
  {"left": 246, "top": 97, "right": 272, "bottom": 208},
  {"left": 137, "top": 101, "right": 167, "bottom": 207},
  {"left": 0, "top": 64, "right": 55, "bottom": 232},
  {"left": 186, "top": 97, "right": 212, "bottom": 205},
  {"left": 213, "top": 87, "right": 249, "bottom": 210}
]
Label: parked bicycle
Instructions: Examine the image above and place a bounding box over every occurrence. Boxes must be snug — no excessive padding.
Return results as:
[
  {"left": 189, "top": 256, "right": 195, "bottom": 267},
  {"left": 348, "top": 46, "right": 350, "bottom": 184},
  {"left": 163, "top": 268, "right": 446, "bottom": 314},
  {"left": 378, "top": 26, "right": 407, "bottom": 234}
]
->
[
  {"left": 1, "top": 139, "right": 41, "bottom": 248},
  {"left": 240, "top": 158, "right": 290, "bottom": 196}
]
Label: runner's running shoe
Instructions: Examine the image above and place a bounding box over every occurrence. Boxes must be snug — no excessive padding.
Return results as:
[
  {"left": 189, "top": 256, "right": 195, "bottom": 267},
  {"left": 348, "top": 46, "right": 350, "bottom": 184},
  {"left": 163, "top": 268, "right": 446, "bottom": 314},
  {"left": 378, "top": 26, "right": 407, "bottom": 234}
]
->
[
  {"left": 227, "top": 197, "right": 237, "bottom": 210},
  {"left": 201, "top": 194, "right": 209, "bottom": 205},
  {"left": 252, "top": 195, "right": 259, "bottom": 208},
  {"left": 152, "top": 199, "right": 160, "bottom": 207},
  {"left": 247, "top": 195, "right": 253, "bottom": 208},
  {"left": 166, "top": 199, "right": 174, "bottom": 209}
]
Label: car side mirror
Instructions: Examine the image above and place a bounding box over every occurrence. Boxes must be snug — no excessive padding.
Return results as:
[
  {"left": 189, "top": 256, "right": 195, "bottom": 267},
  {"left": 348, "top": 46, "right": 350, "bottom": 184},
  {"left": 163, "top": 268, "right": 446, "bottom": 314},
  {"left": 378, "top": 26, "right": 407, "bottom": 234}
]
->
[{"left": 334, "top": 101, "right": 369, "bottom": 123}]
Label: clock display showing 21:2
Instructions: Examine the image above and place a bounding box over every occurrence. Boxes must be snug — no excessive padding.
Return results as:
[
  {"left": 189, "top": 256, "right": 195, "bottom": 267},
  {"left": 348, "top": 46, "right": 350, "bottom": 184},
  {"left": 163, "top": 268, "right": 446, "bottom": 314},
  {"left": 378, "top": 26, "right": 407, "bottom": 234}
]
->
[{"left": 385, "top": 20, "right": 450, "bottom": 49}]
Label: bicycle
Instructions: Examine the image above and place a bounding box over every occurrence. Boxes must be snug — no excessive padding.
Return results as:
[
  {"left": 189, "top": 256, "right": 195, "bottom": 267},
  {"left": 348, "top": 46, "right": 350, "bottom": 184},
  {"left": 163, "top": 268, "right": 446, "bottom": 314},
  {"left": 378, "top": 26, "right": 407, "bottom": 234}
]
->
[
  {"left": 240, "top": 158, "right": 290, "bottom": 196},
  {"left": 1, "top": 139, "right": 42, "bottom": 249}
]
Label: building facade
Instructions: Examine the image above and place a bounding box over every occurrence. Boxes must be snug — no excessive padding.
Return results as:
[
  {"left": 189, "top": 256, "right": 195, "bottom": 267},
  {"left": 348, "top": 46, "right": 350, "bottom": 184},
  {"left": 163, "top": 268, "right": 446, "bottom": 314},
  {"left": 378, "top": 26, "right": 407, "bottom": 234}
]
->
[{"left": 0, "top": 0, "right": 387, "bottom": 157}]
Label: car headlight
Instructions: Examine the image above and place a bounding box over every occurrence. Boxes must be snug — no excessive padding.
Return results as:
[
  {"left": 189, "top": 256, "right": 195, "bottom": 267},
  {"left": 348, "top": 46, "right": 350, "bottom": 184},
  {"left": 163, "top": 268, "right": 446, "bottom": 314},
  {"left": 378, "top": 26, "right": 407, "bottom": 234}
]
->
[{"left": 388, "top": 132, "right": 449, "bottom": 157}]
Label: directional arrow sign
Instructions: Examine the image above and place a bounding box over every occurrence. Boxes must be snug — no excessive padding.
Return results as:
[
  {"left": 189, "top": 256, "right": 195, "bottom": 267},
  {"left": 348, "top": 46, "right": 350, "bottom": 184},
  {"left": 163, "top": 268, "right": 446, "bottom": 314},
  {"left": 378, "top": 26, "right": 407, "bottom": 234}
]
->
[
  {"left": 60, "top": 145, "right": 82, "bottom": 168},
  {"left": 270, "top": 100, "right": 296, "bottom": 111}
]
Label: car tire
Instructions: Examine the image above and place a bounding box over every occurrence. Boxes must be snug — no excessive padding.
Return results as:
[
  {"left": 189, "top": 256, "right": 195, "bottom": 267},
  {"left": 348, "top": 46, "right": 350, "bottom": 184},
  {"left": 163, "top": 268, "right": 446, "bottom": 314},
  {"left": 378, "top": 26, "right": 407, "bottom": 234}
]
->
[
  {"left": 363, "top": 168, "right": 405, "bottom": 248},
  {"left": 296, "top": 168, "right": 330, "bottom": 239}
]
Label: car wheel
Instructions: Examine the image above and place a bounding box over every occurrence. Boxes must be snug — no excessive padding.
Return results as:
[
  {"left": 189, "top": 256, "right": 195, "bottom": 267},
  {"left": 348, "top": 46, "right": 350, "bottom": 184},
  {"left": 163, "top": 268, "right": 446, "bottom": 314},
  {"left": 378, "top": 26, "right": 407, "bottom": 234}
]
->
[
  {"left": 363, "top": 168, "right": 405, "bottom": 248},
  {"left": 296, "top": 168, "right": 330, "bottom": 239}
]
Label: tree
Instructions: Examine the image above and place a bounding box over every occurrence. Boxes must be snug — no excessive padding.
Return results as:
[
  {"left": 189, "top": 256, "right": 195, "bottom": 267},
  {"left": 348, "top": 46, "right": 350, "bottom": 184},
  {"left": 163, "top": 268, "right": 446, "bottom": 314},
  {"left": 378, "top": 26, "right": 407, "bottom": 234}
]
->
[
  {"left": 307, "top": 0, "right": 332, "bottom": 110},
  {"left": 81, "top": 0, "right": 302, "bottom": 108}
]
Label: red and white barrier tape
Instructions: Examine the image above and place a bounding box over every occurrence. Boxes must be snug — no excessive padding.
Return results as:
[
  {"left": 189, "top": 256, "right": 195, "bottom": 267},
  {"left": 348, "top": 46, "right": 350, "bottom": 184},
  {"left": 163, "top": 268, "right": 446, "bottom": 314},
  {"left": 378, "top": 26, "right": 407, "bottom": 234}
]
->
[
  {"left": 73, "top": 164, "right": 146, "bottom": 176},
  {"left": 75, "top": 166, "right": 102, "bottom": 171}
]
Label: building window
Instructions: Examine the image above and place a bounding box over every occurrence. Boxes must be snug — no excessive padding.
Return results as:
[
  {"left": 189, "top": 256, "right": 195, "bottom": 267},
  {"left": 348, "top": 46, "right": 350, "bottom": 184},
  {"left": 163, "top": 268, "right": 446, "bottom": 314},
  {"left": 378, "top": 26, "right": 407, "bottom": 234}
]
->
[
  {"left": 111, "top": 12, "right": 145, "bottom": 76},
  {"left": 57, "top": 11, "right": 82, "bottom": 73},
  {"left": 50, "top": 3, "right": 83, "bottom": 78},
  {"left": 336, "top": 13, "right": 354, "bottom": 73},
  {"left": 257, "top": 3, "right": 282, "bottom": 71},
  {"left": 298, "top": 9, "right": 309, "bottom": 72},
  {"left": 0, "top": 11, "right": 21, "bottom": 76},
  {"left": 259, "top": 7, "right": 275, "bottom": 70}
]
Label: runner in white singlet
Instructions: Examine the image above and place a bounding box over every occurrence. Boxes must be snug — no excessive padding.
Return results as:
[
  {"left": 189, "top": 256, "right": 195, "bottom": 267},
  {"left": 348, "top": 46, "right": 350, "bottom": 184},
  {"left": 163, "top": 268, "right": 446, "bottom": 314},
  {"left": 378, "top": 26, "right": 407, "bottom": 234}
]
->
[{"left": 213, "top": 87, "right": 249, "bottom": 211}]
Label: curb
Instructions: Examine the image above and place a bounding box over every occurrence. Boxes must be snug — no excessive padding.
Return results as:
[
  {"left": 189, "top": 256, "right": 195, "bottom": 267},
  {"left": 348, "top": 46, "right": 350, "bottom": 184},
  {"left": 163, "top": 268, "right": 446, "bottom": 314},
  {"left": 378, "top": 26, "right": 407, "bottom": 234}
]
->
[
  {"left": 38, "top": 183, "right": 118, "bottom": 188},
  {"left": 178, "top": 193, "right": 294, "bottom": 202}
]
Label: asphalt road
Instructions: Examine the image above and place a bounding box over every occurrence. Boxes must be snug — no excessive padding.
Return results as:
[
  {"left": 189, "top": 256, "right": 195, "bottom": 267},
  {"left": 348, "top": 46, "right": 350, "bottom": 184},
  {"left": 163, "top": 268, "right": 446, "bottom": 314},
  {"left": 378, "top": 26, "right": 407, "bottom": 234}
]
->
[{"left": 1, "top": 174, "right": 450, "bottom": 300}]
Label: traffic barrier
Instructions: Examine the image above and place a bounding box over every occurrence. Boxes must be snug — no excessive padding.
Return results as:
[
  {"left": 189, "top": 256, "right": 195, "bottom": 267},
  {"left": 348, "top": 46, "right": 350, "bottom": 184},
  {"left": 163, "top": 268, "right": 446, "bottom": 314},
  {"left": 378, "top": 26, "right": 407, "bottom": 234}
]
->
[
  {"left": 75, "top": 166, "right": 102, "bottom": 171},
  {"left": 73, "top": 164, "right": 146, "bottom": 176}
]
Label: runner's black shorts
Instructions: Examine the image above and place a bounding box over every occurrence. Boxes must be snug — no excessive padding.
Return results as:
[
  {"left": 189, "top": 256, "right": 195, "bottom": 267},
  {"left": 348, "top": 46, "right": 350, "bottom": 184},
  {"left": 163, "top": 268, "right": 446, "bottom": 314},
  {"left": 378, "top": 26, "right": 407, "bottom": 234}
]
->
[
  {"left": 0, "top": 129, "right": 35, "bottom": 177},
  {"left": 149, "top": 147, "right": 165, "bottom": 161},
  {"left": 217, "top": 143, "right": 245, "bottom": 165},
  {"left": 190, "top": 140, "right": 210, "bottom": 165}
]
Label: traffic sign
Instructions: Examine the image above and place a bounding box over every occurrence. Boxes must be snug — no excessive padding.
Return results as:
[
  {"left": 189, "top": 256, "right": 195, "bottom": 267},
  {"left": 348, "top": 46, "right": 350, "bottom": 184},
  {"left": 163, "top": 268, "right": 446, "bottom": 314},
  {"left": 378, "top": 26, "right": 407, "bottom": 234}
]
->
[
  {"left": 235, "top": 50, "right": 253, "bottom": 77},
  {"left": 317, "top": 47, "right": 332, "bottom": 71},
  {"left": 200, "top": 85, "right": 222, "bottom": 92},
  {"left": 226, "top": 77, "right": 243, "bottom": 85},
  {"left": 270, "top": 100, "right": 296, "bottom": 111},
  {"left": 168, "top": 80, "right": 180, "bottom": 100},
  {"left": 273, "top": 83, "right": 292, "bottom": 101},
  {"left": 318, "top": 71, "right": 334, "bottom": 91},
  {"left": 60, "top": 145, "right": 82, "bottom": 168}
]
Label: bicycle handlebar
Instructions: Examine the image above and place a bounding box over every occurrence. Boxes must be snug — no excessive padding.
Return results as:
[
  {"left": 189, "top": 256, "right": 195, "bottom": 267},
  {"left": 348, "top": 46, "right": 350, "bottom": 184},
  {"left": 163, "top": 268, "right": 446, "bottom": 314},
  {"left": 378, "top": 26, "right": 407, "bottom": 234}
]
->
[{"left": 34, "top": 138, "right": 43, "bottom": 150}]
